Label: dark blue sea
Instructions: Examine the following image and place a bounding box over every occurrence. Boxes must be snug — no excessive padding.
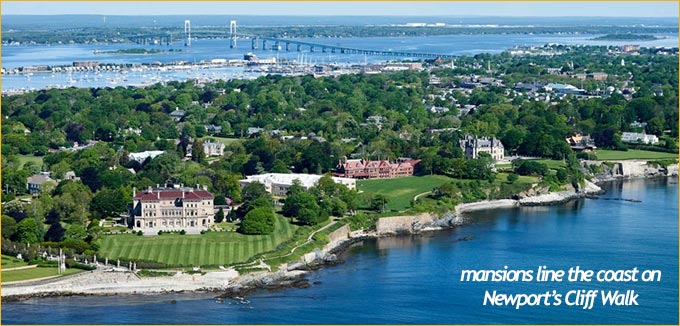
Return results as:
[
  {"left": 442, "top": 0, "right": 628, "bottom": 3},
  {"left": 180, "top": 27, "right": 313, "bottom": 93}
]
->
[{"left": 2, "top": 177, "right": 677, "bottom": 324}]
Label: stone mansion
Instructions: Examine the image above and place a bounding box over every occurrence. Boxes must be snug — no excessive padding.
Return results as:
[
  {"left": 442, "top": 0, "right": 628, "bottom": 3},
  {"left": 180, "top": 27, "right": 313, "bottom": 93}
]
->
[{"left": 130, "top": 185, "right": 215, "bottom": 232}]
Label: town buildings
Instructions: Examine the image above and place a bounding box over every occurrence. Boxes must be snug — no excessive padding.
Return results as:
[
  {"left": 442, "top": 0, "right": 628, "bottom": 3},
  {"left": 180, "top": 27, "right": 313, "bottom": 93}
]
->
[
  {"left": 459, "top": 135, "right": 505, "bottom": 160},
  {"left": 334, "top": 158, "right": 421, "bottom": 179},
  {"left": 130, "top": 185, "right": 215, "bottom": 231},
  {"left": 239, "top": 173, "right": 356, "bottom": 196}
]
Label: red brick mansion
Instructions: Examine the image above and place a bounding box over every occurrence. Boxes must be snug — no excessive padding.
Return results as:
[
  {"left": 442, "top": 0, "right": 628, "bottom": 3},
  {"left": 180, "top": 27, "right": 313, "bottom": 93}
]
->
[{"left": 334, "top": 158, "right": 421, "bottom": 179}]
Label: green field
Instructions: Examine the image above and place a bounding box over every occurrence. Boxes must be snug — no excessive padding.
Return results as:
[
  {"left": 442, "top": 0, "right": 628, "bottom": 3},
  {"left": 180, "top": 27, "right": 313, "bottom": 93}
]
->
[
  {"left": 17, "top": 154, "right": 44, "bottom": 169},
  {"left": 594, "top": 149, "right": 678, "bottom": 161},
  {"left": 99, "top": 216, "right": 297, "bottom": 267},
  {"left": 2, "top": 267, "right": 82, "bottom": 283},
  {"left": 358, "top": 175, "right": 455, "bottom": 211},
  {"left": 1, "top": 255, "right": 29, "bottom": 269}
]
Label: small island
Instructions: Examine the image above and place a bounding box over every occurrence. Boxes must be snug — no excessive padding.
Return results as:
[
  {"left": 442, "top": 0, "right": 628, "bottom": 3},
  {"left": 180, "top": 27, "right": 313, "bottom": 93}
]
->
[
  {"left": 591, "top": 34, "right": 660, "bottom": 41},
  {"left": 94, "top": 48, "right": 183, "bottom": 55}
]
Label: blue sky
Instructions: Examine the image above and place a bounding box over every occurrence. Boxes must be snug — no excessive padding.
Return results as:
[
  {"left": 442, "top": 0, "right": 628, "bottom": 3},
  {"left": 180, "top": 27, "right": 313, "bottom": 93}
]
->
[{"left": 2, "top": 1, "right": 678, "bottom": 17}]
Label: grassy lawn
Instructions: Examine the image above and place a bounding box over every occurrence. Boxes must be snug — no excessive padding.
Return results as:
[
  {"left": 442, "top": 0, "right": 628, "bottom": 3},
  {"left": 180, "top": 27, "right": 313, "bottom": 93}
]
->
[
  {"left": 99, "top": 216, "right": 296, "bottom": 267},
  {"left": 528, "top": 159, "right": 567, "bottom": 170},
  {"left": 1, "top": 255, "right": 29, "bottom": 269},
  {"left": 595, "top": 149, "right": 678, "bottom": 161},
  {"left": 200, "top": 136, "right": 243, "bottom": 146},
  {"left": 2, "top": 267, "right": 83, "bottom": 283},
  {"left": 495, "top": 173, "right": 539, "bottom": 185},
  {"left": 358, "top": 175, "right": 455, "bottom": 211},
  {"left": 17, "top": 154, "right": 44, "bottom": 169}
]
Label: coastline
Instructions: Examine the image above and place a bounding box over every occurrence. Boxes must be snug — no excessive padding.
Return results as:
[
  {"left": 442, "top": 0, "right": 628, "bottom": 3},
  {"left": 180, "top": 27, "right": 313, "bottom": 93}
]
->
[{"left": 2, "top": 172, "right": 675, "bottom": 302}]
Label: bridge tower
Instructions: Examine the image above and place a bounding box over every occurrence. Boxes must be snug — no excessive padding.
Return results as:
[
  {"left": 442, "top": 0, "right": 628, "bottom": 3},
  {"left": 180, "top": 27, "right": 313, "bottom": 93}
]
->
[
  {"left": 229, "top": 20, "right": 237, "bottom": 49},
  {"left": 184, "top": 20, "right": 191, "bottom": 46}
]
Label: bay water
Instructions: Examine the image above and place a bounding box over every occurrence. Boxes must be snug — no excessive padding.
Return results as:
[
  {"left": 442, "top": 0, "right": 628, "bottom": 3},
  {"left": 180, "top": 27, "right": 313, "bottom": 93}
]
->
[{"left": 3, "top": 33, "right": 677, "bottom": 91}]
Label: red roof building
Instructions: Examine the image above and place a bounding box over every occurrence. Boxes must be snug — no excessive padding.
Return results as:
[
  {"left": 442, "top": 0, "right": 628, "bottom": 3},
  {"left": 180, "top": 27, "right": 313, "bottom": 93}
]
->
[
  {"left": 130, "top": 185, "right": 215, "bottom": 232},
  {"left": 335, "top": 158, "right": 420, "bottom": 179}
]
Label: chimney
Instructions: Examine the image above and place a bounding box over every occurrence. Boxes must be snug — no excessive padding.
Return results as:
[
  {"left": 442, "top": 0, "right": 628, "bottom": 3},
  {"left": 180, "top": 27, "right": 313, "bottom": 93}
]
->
[
  {"left": 133, "top": 187, "right": 136, "bottom": 197},
  {"left": 157, "top": 191, "right": 160, "bottom": 199},
  {"left": 182, "top": 191, "right": 185, "bottom": 199}
]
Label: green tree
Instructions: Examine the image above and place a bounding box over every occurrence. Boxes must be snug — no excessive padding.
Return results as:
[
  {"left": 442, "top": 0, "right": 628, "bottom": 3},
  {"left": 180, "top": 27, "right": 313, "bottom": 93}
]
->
[
  {"left": 15, "top": 218, "right": 43, "bottom": 244},
  {"left": 507, "top": 173, "right": 519, "bottom": 184},
  {"left": 192, "top": 139, "right": 206, "bottom": 163},
  {"left": 282, "top": 191, "right": 319, "bottom": 220},
  {"left": 371, "top": 194, "right": 390, "bottom": 213},
  {"left": 91, "top": 188, "right": 129, "bottom": 219},
  {"left": 1, "top": 215, "right": 17, "bottom": 239},
  {"left": 65, "top": 224, "right": 88, "bottom": 241},
  {"left": 241, "top": 182, "right": 270, "bottom": 203},
  {"left": 215, "top": 208, "right": 225, "bottom": 223},
  {"left": 240, "top": 207, "right": 275, "bottom": 235}
]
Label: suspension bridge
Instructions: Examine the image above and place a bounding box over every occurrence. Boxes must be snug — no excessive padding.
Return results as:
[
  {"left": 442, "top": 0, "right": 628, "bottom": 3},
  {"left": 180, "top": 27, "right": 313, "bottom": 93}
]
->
[{"left": 129, "top": 20, "right": 456, "bottom": 59}]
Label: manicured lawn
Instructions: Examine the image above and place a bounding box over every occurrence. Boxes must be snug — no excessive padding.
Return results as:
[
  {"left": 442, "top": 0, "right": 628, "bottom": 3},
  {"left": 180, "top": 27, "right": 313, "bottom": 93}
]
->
[
  {"left": 17, "top": 154, "right": 44, "bottom": 169},
  {"left": 200, "top": 136, "right": 243, "bottom": 146},
  {"left": 594, "top": 149, "right": 678, "bottom": 161},
  {"left": 2, "top": 255, "right": 28, "bottom": 269},
  {"left": 99, "top": 216, "right": 296, "bottom": 267},
  {"left": 358, "top": 175, "right": 455, "bottom": 211},
  {"left": 528, "top": 159, "right": 567, "bottom": 170},
  {"left": 2, "top": 267, "right": 82, "bottom": 283},
  {"left": 496, "top": 173, "right": 539, "bottom": 185}
]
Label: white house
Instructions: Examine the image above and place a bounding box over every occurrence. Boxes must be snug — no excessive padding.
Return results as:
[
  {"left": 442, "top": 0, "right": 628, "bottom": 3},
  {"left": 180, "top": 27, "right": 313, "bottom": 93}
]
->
[
  {"left": 239, "top": 173, "right": 356, "bottom": 197},
  {"left": 621, "top": 132, "right": 659, "bottom": 145}
]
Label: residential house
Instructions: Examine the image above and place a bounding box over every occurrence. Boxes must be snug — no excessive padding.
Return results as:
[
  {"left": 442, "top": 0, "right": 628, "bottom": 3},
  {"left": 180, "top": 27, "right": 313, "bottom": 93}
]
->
[
  {"left": 27, "top": 172, "right": 55, "bottom": 196},
  {"left": 204, "top": 124, "right": 222, "bottom": 135},
  {"left": 169, "top": 108, "right": 186, "bottom": 121},
  {"left": 621, "top": 132, "right": 659, "bottom": 145},
  {"left": 129, "top": 150, "right": 165, "bottom": 164},
  {"left": 459, "top": 135, "right": 505, "bottom": 161},
  {"left": 203, "top": 141, "right": 225, "bottom": 157},
  {"left": 565, "top": 134, "right": 597, "bottom": 152}
]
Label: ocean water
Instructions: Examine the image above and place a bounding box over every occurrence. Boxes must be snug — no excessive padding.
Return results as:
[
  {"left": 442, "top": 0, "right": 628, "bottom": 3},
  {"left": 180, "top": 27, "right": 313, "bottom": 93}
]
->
[{"left": 3, "top": 177, "right": 677, "bottom": 324}]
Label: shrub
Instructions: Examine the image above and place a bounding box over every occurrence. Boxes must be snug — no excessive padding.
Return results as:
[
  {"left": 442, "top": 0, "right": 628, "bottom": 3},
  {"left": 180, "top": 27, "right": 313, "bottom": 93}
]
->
[
  {"left": 136, "top": 230, "right": 143, "bottom": 236},
  {"left": 515, "top": 160, "right": 549, "bottom": 176},
  {"left": 65, "top": 258, "right": 96, "bottom": 271},
  {"left": 240, "top": 207, "right": 275, "bottom": 235},
  {"left": 576, "top": 152, "right": 598, "bottom": 160},
  {"left": 507, "top": 173, "right": 519, "bottom": 183},
  {"left": 179, "top": 230, "right": 186, "bottom": 235}
]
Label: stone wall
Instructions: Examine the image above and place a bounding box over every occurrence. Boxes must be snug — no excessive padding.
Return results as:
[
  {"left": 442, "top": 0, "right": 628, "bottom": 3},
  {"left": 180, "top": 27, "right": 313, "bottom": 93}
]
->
[
  {"left": 324, "top": 224, "right": 350, "bottom": 251},
  {"left": 375, "top": 213, "right": 435, "bottom": 235}
]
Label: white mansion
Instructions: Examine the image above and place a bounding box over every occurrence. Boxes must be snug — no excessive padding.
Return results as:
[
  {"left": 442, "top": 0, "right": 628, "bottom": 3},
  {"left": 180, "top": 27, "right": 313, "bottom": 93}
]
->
[{"left": 130, "top": 185, "right": 215, "bottom": 232}]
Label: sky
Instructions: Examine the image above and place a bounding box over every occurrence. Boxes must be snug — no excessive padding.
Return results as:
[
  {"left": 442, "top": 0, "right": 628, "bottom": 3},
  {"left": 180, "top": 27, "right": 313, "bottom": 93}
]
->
[{"left": 2, "top": 1, "right": 678, "bottom": 17}]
